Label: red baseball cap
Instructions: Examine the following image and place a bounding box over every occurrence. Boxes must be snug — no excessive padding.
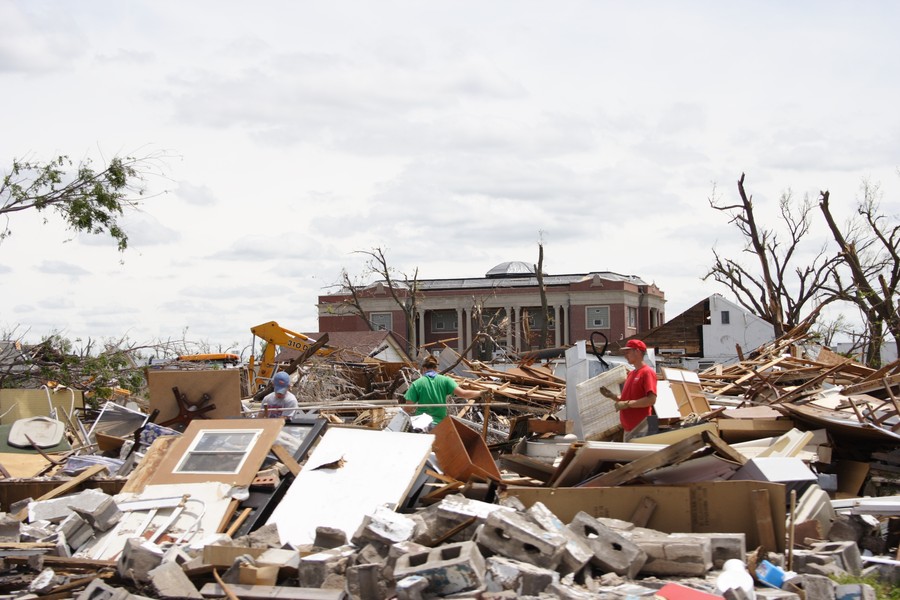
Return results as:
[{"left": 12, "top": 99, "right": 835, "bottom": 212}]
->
[{"left": 623, "top": 339, "right": 647, "bottom": 352}]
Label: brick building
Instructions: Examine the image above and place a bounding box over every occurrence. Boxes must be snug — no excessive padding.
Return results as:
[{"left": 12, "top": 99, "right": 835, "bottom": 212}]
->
[{"left": 317, "top": 261, "right": 665, "bottom": 359}]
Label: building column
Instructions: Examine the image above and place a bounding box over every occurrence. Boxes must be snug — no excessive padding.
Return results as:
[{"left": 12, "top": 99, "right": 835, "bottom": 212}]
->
[
  {"left": 562, "top": 304, "right": 570, "bottom": 345},
  {"left": 456, "top": 307, "right": 465, "bottom": 355},
  {"left": 514, "top": 306, "right": 522, "bottom": 352},
  {"left": 554, "top": 304, "right": 562, "bottom": 347},
  {"left": 417, "top": 309, "right": 425, "bottom": 356},
  {"left": 505, "top": 306, "right": 512, "bottom": 350}
]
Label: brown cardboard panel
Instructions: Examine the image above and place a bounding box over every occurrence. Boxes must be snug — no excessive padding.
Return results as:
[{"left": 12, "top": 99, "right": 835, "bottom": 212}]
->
[
  {"left": 834, "top": 459, "right": 870, "bottom": 498},
  {"left": 147, "top": 419, "right": 283, "bottom": 487},
  {"left": 0, "top": 389, "right": 84, "bottom": 425},
  {"left": 506, "top": 480, "right": 786, "bottom": 551},
  {"left": 146, "top": 369, "right": 242, "bottom": 424},
  {"left": 715, "top": 418, "right": 794, "bottom": 442}
]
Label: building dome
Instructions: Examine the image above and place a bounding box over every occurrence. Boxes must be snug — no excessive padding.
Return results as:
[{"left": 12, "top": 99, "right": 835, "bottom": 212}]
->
[{"left": 486, "top": 261, "right": 535, "bottom": 278}]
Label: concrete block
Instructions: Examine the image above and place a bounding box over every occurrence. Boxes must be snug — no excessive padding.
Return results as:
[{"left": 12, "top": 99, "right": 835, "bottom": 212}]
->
[
  {"left": 0, "top": 515, "right": 21, "bottom": 542},
  {"left": 393, "top": 540, "right": 485, "bottom": 596},
  {"left": 673, "top": 532, "right": 745, "bottom": 569},
  {"left": 809, "top": 541, "right": 862, "bottom": 576},
  {"left": 437, "top": 494, "right": 513, "bottom": 522},
  {"left": 351, "top": 505, "right": 417, "bottom": 546},
  {"left": 73, "top": 495, "right": 121, "bottom": 532},
  {"left": 782, "top": 573, "right": 836, "bottom": 599},
  {"left": 147, "top": 561, "right": 202, "bottom": 599},
  {"left": 835, "top": 583, "right": 877, "bottom": 600},
  {"left": 296, "top": 544, "right": 356, "bottom": 588},
  {"left": 28, "top": 568, "right": 58, "bottom": 594},
  {"left": 233, "top": 522, "right": 281, "bottom": 548},
  {"left": 567, "top": 511, "right": 647, "bottom": 579},
  {"left": 20, "top": 522, "right": 53, "bottom": 541},
  {"left": 630, "top": 531, "right": 713, "bottom": 576},
  {"left": 526, "top": 502, "right": 592, "bottom": 574},
  {"left": 255, "top": 548, "right": 300, "bottom": 569},
  {"left": 28, "top": 489, "right": 112, "bottom": 523},
  {"left": 755, "top": 587, "right": 800, "bottom": 600},
  {"left": 75, "top": 579, "right": 132, "bottom": 600},
  {"left": 59, "top": 513, "right": 94, "bottom": 550},
  {"left": 476, "top": 510, "right": 566, "bottom": 569},
  {"left": 395, "top": 575, "right": 429, "bottom": 600},
  {"left": 548, "top": 580, "right": 615, "bottom": 599},
  {"left": 314, "top": 525, "right": 348, "bottom": 549},
  {"left": 356, "top": 543, "right": 389, "bottom": 566},
  {"left": 118, "top": 539, "right": 165, "bottom": 583},
  {"left": 484, "top": 555, "right": 560, "bottom": 596},
  {"left": 794, "top": 484, "right": 836, "bottom": 538},
  {"left": 346, "top": 562, "right": 389, "bottom": 600}
]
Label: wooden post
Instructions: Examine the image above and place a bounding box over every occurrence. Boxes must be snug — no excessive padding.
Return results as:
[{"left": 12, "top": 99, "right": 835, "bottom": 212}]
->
[{"left": 482, "top": 391, "right": 492, "bottom": 441}]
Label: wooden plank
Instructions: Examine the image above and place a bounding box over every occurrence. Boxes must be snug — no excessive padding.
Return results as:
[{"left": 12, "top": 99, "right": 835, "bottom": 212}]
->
[
  {"left": 578, "top": 433, "right": 707, "bottom": 488},
  {"left": 702, "top": 431, "right": 748, "bottom": 466},
  {"left": 271, "top": 444, "right": 301, "bottom": 477},
  {"left": 13, "top": 464, "right": 108, "bottom": 521},
  {"left": 121, "top": 435, "right": 180, "bottom": 494},
  {"left": 751, "top": 488, "right": 777, "bottom": 554},
  {"left": 498, "top": 454, "right": 556, "bottom": 483},
  {"left": 629, "top": 496, "right": 657, "bottom": 528},
  {"left": 200, "top": 583, "right": 346, "bottom": 599}
]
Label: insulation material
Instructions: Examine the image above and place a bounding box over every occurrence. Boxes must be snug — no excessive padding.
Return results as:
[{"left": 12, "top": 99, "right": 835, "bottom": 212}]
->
[
  {"left": 573, "top": 365, "right": 627, "bottom": 441},
  {"left": 267, "top": 427, "right": 433, "bottom": 547}
]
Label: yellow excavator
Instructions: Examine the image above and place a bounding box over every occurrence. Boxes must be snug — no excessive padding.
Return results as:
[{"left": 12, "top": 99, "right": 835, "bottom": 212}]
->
[{"left": 247, "top": 321, "right": 335, "bottom": 395}]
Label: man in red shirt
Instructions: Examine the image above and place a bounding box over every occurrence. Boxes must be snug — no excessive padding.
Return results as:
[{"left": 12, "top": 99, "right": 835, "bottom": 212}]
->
[{"left": 602, "top": 339, "right": 657, "bottom": 441}]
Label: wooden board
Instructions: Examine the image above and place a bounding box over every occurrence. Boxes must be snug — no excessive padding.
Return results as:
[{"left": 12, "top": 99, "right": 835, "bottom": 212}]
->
[
  {"left": 267, "top": 427, "right": 433, "bottom": 547},
  {"left": 147, "top": 369, "right": 242, "bottom": 424}
]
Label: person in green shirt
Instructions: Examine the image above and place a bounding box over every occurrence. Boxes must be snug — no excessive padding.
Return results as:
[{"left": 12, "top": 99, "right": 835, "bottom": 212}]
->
[{"left": 403, "top": 355, "right": 484, "bottom": 425}]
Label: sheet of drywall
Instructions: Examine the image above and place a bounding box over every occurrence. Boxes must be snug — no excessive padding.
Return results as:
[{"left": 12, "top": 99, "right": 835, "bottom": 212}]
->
[{"left": 266, "top": 427, "right": 433, "bottom": 547}]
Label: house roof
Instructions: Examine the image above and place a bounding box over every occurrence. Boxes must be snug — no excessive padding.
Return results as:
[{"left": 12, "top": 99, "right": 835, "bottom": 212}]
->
[{"left": 274, "top": 330, "right": 411, "bottom": 363}]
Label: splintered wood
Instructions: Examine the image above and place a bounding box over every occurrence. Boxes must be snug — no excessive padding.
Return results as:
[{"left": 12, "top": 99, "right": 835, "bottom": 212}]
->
[
  {"left": 449, "top": 360, "right": 566, "bottom": 415},
  {"left": 695, "top": 317, "right": 900, "bottom": 440}
]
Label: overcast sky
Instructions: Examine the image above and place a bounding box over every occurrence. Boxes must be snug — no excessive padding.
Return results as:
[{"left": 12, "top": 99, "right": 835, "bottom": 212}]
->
[{"left": 1, "top": 1, "right": 898, "bottom": 355}]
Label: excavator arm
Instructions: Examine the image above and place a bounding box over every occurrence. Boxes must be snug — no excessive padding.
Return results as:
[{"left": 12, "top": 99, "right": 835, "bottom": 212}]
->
[{"left": 248, "top": 321, "right": 334, "bottom": 393}]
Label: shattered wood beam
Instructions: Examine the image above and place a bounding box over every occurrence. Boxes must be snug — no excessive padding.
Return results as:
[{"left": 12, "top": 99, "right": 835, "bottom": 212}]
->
[
  {"left": 577, "top": 433, "right": 707, "bottom": 488},
  {"left": 701, "top": 430, "right": 748, "bottom": 465}
]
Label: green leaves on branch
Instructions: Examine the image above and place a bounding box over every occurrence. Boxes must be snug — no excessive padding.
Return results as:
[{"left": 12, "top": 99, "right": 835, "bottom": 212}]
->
[{"left": 1, "top": 152, "right": 164, "bottom": 252}]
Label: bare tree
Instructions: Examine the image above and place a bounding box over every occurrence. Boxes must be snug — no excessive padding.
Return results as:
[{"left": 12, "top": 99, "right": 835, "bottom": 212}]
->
[
  {"left": 534, "top": 236, "right": 550, "bottom": 349},
  {"left": 704, "top": 173, "right": 841, "bottom": 337},
  {"left": 337, "top": 247, "right": 421, "bottom": 356},
  {"left": 819, "top": 181, "right": 900, "bottom": 366}
]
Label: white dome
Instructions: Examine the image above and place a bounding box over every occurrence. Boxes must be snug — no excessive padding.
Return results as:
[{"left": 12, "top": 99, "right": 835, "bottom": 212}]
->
[{"left": 485, "top": 261, "right": 535, "bottom": 278}]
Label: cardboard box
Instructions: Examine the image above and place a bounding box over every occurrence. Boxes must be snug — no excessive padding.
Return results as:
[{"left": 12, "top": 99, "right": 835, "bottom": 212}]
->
[{"left": 504, "top": 480, "right": 786, "bottom": 552}]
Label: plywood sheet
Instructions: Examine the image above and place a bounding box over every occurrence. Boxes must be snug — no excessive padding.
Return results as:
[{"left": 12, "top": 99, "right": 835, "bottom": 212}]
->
[
  {"left": 0, "top": 389, "right": 84, "bottom": 425},
  {"left": 146, "top": 369, "right": 242, "bottom": 424},
  {"left": 267, "top": 428, "right": 434, "bottom": 547},
  {"left": 573, "top": 365, "right": 626, "bottom": 441}
]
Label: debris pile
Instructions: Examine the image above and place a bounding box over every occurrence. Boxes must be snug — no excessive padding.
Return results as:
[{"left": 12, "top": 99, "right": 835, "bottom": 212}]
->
[{"left": 0, "top": 325, "right": 898, "bottom": 599}]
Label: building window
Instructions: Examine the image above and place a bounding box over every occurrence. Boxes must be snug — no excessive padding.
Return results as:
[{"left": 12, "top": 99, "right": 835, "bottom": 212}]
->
[
  {"left": 370, "top": 312, "right": 392, "bottom": 331},
  {"left": 175, "top": 429, "right": 262, "bottom": 474},
  {"left": 721, "top": 311, "right": 730, "bottom": 325},
  {"left": 586, "top": 306, "right": 609, "bottom": 329},
  {"left": 628, "top": 307, "right": 638, "bottom": 328},
  {"left": 431, "top": 310, "right": 458, "bottom": 333}
]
